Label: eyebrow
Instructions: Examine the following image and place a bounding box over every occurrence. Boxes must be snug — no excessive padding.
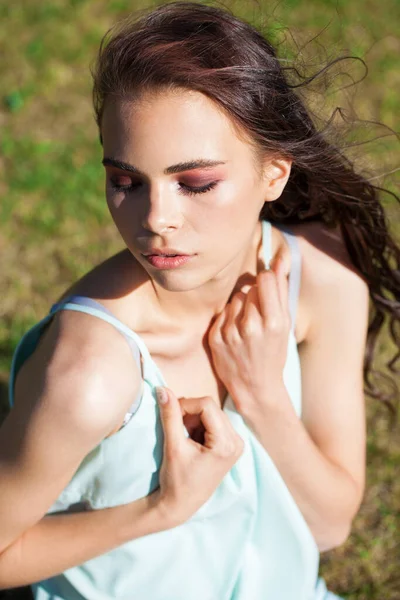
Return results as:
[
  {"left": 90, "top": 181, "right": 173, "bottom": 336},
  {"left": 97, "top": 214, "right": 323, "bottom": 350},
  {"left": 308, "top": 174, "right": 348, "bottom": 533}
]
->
[{"left": 102, "top": 157, "right": 226, "bottom": 175}]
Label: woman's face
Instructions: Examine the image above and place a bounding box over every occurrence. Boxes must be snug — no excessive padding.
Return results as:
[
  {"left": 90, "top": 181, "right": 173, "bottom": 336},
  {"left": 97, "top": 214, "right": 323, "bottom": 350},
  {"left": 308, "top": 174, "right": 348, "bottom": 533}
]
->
[{"left": 101, "top": 88, "right": 287, "bottom": 292}]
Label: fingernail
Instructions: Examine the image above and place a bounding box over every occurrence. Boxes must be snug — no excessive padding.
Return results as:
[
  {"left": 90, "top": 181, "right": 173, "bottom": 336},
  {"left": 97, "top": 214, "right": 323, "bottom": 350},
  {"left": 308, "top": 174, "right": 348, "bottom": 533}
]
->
[{"left": 156, "top": 387, "right": 168, "bottom": 404}]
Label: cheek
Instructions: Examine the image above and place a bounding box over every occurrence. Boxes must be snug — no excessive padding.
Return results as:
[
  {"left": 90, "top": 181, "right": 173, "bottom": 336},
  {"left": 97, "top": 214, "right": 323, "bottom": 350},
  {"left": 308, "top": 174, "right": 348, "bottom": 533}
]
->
[
  {"left": 188, "top": 182, "right": 245, "bottom": 227},
  {"left": 106, "top": 194, "right": 126, "bottom": 225},
  {"left": 105, "top": 194, "right": 140, "bottom": 241},
  {"left": 106, "top": 193, "right": 122, "bottom": 211},
  {"left": 106, "top": 188, "right": 135, "bottom": 213},
  {"left": 203, "top": 185, "right": 262, "bottom": 250},
  {"left": 219, "top": 177, "right": 260, "bottom": 207},
  {"left": 210, "top": 180, "right": 261, "bottom": 226}
]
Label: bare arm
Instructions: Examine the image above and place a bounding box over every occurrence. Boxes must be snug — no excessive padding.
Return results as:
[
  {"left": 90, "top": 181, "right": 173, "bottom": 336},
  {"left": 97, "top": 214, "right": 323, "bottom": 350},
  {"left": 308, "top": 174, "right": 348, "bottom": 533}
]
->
[
  {"left": 0, "top": 311, "right": 170, "bottom": 588},
  {"left": 0, "top": 492, "right": 168, "bottom": 589},
  {"left": 241, "top": 235, "right": 369, "bottom": 552}
]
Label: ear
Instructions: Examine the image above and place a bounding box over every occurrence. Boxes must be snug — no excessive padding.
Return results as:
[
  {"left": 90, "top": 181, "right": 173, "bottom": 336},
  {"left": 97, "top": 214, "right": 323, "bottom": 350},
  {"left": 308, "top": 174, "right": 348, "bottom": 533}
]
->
[{"left": 262, "top": 158, "right": 292, "bottom": 201}]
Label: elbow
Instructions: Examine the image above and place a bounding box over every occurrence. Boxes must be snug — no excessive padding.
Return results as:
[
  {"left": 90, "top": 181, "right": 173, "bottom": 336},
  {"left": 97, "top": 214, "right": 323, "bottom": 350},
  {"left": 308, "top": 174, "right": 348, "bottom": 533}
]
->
[
  {"left": 317, "top": 520, "right": 352, "bottom": 553},
  {"left": 317, "top": 478, "right": 364, "bottom": 552},
  {"left": 0, "top": 536, "right": 24, "bottom": 590}
]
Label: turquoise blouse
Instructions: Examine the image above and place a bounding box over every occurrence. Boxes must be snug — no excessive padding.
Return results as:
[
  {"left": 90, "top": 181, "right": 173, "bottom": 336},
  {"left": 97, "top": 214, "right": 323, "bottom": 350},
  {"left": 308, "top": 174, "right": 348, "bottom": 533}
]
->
[{"left": 9, "top": 220, "right": 343, "bottom": 600}]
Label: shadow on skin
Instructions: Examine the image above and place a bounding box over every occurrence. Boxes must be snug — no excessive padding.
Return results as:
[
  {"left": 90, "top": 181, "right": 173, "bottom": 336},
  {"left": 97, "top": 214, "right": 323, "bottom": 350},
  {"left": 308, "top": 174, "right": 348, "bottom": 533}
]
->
[
  {"left": 57, "top": 220, "right": 361, "bottom": 305},
  {"left": 0, "top": 381, "right": 34, "bottom": 600},
  {"left": 0, "top": 379, "right": 10, "bottom": 428}
]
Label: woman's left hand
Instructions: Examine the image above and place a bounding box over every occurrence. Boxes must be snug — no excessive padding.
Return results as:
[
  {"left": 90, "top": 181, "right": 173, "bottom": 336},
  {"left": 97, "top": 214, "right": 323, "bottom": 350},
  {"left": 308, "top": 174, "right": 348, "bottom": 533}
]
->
[{"left": 208, "top": 249, "right": 291, "bottom": 417}]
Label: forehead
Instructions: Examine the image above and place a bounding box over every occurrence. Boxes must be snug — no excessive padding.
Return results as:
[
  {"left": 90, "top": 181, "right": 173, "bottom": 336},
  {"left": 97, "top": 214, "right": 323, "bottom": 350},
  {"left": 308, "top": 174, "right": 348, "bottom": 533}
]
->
[{"left": 101, "top": 88, "right": 255, "bottom": 162}]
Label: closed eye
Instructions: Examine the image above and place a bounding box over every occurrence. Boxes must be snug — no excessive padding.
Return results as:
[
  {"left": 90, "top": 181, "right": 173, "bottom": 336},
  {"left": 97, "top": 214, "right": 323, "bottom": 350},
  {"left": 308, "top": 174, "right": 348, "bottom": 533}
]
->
[
  {"left": 109, "top": 179, "right": 141, "bottom": 193},
  {"left": 109, "top": 179, "right": 218, "bottom": 196},
  {"left": 180, "top": 181, "right": 218, "bottom": 196}
]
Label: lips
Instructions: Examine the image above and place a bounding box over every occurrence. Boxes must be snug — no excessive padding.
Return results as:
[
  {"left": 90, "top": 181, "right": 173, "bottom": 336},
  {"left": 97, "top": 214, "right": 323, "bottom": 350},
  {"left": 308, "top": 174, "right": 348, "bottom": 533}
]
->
[
  {"left": 143, "top": 254, "right": 193, "bottom": 269},
  {"left": 150, "top": 253, "right": 179, "bottom": 257},
  {"left": 143, "top": 248, "right": 189, "bottom": 257}
]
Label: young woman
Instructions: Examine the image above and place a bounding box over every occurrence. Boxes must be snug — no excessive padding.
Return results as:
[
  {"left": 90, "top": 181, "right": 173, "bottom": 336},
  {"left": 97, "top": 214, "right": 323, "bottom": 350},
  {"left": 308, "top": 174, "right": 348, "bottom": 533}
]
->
[{"left": 1, "top": 2, "right": 399, "bottom": 599}]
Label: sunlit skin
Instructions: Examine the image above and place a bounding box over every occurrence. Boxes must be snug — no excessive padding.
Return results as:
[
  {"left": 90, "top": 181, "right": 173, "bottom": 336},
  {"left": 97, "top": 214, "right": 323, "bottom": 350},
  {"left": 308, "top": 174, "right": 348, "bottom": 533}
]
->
[
  {"left": 0, "top": 89, "right": 369, "bottom": 586},
  {"left": 98, "top": 87, "right": 367, "bottom": 559},
  {"left": 101, "top": 88, "right": 291, "bottom": 332},
  {"left": 77, "top": 86, "right": 368, "bottom": 554}
]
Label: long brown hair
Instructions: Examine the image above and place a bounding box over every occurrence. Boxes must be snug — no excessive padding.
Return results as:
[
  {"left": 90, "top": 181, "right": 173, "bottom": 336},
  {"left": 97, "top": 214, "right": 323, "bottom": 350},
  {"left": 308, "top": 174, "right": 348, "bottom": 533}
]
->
[{"left": 91, "top": 1, "right": 400, "bottom": 412}]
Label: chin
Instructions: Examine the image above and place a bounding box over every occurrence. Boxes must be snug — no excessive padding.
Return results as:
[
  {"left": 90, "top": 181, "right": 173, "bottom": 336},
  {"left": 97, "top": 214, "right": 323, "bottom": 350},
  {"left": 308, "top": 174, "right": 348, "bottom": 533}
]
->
[
  {"left": 150, "top": 271, "right": 204, "bottom": 292},
  {"left": 147, "top": 269, "right": 209, "bottom": 292}
]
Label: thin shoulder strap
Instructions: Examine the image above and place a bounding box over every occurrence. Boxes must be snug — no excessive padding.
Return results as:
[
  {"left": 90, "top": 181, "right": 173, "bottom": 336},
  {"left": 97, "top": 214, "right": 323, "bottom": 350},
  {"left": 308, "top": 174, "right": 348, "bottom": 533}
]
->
[
  {"left": 50, "top": 295, "right": 145, "bottom": 416},
  {"left": 267, "top": 223, "right": 302, "bottom": 332}
]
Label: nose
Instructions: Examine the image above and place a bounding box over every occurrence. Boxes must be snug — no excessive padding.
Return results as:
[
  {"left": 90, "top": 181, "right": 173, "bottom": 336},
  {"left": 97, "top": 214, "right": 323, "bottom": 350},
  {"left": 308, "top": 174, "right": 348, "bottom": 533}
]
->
[{"left": 140, "top": 183, "right": 183, "bottom": 234}]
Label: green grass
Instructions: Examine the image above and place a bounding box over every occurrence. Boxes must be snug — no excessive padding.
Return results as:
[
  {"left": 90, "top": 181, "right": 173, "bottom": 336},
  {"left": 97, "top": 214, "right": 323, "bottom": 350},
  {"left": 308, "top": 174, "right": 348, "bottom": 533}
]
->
[{"left": 0, "top": 1, "right": 399, "bottom": 598}]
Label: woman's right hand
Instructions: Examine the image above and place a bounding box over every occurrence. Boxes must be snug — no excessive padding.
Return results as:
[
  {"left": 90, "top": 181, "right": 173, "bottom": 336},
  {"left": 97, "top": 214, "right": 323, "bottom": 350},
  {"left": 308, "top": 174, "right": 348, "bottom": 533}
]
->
[{"left": 152, "top": 387, "right": 245, "bottom": 526}]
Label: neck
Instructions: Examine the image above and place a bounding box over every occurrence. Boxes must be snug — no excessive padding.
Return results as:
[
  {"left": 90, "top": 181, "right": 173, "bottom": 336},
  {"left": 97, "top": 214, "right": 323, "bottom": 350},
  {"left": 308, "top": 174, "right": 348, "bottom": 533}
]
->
[{"left": 148, "top": 220, "right": 264, "bottom": 331}]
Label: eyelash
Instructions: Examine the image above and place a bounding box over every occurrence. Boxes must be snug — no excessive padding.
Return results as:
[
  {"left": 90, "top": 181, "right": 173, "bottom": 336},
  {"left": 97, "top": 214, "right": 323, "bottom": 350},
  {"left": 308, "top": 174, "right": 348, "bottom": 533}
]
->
[{"left": 110, "top": 181, "right": 218, "bottom": 196}]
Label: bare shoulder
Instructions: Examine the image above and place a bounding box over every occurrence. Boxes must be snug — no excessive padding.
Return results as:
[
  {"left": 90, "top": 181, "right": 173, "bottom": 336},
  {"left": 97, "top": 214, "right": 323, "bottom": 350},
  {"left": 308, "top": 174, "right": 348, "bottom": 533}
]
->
[
  {"left": 56, "top": 248, "right": 146, "bottom": 307},
  {"left": 0, "top": 275, "right": 143, "bottom": 551},
  {"left": 280, "top": 220, "right": 370, "bottom": 343},
  {"left": 55, "top": 248, "right": 151, "bottom": 330},
  {"left": 14, "top": 269, "right": 142, "bottom": 437},
  {"left": 288, "top": 219, "right": 366, "bottom": 279}
]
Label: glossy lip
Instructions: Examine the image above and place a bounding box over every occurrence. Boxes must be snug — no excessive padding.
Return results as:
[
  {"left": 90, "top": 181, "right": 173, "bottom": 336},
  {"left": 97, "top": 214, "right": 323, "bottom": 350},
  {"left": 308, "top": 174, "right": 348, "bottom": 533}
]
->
[
  {"left": 144, "top": 254, "right": 193, "bottom": 269},
  {"left": 142, "top": 247, "right": 191, "bottom": 256}
]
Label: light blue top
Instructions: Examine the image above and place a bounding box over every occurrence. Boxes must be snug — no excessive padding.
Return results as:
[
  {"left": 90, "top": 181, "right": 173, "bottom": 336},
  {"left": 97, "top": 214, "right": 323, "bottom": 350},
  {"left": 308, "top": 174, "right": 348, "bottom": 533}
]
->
[{"left": 9, "top": 220, "right": 342, "bottom": 600}]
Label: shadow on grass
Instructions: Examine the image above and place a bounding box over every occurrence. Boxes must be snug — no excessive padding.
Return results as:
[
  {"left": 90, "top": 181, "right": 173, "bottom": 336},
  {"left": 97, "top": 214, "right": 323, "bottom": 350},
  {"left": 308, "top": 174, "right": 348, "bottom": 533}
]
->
[{"left": 0, "top": 589, "right": 33, "bottom": 599}]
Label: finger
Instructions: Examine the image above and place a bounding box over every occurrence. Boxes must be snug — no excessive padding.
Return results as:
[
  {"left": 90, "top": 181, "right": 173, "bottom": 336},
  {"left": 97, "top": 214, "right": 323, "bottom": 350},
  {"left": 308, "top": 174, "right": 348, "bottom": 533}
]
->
[
  {"left": 240, "top": 285, "right": 262, "bottom": 334},
  {"left": 272, "top": 248, "right": 290, "bottom": 308},
  {"left": 156, "top": 387, "right": 186, "bottom": 450},
  {"left": 179, "top": 396, "right": 229, "bottom": 450},
  {"left": 275, "top": 254, "right": 290, "bottom": 315},
  {"left": 257, "top": 252, "right": 269, "bottom": 273},
  {"left": 256, "top": 269, "right": 281, "bottom": 323},
  {"left": 223, "top": 292, "right": 246, "bottom": 340},
  {"left": 182, "top": 412, "right": 205, "bottom": 442},
  {"left": 208, "top": 309, "right": 226, "bottom": 347},
  {"left": 269, "top": 248, "right": 290, "bottom": 309}
]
